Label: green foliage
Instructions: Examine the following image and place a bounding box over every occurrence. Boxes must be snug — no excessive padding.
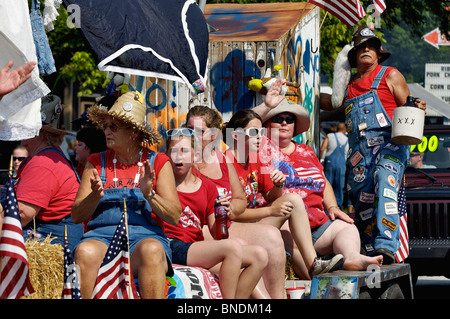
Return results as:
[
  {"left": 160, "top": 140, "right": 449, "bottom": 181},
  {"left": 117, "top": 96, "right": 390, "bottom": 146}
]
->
[{"left": 46, "top": 5, "right": 106, "bottom": 96}]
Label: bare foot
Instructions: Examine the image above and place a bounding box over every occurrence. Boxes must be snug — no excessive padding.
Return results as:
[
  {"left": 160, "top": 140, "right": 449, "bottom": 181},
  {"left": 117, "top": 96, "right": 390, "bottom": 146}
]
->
[{"left": 343, "top": 254, "right": 383, "bottom": 271}]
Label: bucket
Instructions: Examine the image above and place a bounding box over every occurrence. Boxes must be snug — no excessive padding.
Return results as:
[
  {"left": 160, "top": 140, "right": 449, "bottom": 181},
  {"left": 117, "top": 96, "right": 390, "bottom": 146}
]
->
[
  {"left": 391, "top": 106, "right": 425, "bottom": 145},
  {"left": 285, "top": 287, "right": 305, "bottom": 299}
]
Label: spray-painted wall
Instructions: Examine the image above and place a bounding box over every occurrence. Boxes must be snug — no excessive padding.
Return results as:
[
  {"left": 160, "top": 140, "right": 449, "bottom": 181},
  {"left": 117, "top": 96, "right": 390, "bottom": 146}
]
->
[{"left": 129, "top": 3, "right": 320, "bottom": 153}]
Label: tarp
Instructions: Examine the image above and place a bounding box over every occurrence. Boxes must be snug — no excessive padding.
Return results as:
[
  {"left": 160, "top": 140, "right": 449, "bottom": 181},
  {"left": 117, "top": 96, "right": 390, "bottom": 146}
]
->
[{"left": 62, "top": 0, "right": 209, "bottom": 94}]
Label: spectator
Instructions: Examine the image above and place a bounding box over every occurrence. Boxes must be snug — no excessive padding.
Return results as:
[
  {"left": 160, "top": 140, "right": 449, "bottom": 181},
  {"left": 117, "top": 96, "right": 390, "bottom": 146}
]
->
[
  {"left": 1, "top": 95, "right": 83, "bottom": 252},
  {"left": 71, "top": 91, "right": 181, "bottom": 299},
  {"left": 320, "top": 123, "right": 349, "bottom": 208},
  {"left": 75, "top": 126, "right": 107, "bottom": 178}
]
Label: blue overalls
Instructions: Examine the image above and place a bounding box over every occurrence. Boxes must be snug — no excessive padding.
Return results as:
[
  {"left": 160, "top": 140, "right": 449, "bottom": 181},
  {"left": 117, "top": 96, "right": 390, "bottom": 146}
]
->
[
  {"left": 323, "top": 133, "right": 348, "bottom": 208},
  {"left": 344, "top": 66, "right": 410, "bottom": 256},
  {"left": 78, "top": 150, "right": 173, "bottom": 275}
]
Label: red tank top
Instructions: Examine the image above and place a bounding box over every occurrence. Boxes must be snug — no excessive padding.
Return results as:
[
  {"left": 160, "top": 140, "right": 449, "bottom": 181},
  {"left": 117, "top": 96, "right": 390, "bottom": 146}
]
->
[{"left": 347, "top": 65, "right": 398, "bottom": 120}]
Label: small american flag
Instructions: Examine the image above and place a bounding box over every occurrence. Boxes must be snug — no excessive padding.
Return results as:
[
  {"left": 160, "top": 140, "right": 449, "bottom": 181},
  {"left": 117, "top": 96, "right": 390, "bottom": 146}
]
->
[
  {"left": 395, "top": 179, "right": 409, "bottom": 263},
  {"left": 0, "top": 175, "right": 34, "bottom": 299},
  {"left": 309, "top": 0, "right": 366, "bottom": 27},
  {"left": 91, "top": 212, "right": 139, "bottom": 299},
  {"left": 61, "top": 230, "right": 81, "bottom": 299}
]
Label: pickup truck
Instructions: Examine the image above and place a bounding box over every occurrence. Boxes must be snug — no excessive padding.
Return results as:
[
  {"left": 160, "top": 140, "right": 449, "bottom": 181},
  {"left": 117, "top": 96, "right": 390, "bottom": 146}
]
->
[{"left": 404, "top": 124, "right": 450, "bottom": 282}]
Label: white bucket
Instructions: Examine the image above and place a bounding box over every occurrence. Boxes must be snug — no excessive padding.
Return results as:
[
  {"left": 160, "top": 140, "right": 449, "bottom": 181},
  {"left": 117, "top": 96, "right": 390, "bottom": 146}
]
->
[{"left": 391, "top": 106, "right": 425, "bottom": 145}]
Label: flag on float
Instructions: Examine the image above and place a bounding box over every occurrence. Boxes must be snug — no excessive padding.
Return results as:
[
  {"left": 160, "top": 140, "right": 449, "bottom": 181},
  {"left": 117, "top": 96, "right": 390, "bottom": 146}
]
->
[
  {"left": 372, "top": 0, "right": 386, "bottom": 16},
  {"left": 91, "top": 212, "right": 139, "bottom": 299},
  {"left": 309, "top": 0, "right": 366, "bottom": 27},
  {"left": 395, "top": 179, "right": 409, "bottom": 263},
  {"left": 0, "top": 174, "right": 34, "bottom": 299},
  {"left": 61, "top": 228, "right": 81, "bottom": 299}
]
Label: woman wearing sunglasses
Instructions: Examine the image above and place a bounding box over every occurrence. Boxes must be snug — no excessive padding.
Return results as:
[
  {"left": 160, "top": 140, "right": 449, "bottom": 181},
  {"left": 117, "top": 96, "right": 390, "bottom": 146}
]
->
[
  {"left": 253, "top": 93, "right": 383, "bottom": 275},
  {"left": 225, "top": 109, "right": 344, "bottom": 280},
  {"left": 185, "top": 105, "right": 286, "bottom": 299},
  {"left": 163, "top": 128, "right": 267, "bottom": 299},
  {"left": 71, "top": 91, "right": 181, "bottom": 299}
]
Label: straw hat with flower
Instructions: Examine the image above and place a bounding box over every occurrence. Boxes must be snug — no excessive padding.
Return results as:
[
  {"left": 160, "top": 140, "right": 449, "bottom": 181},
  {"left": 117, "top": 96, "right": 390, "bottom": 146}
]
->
[{"left": 87, "top": 91, "right": 161, "bottom": 147}]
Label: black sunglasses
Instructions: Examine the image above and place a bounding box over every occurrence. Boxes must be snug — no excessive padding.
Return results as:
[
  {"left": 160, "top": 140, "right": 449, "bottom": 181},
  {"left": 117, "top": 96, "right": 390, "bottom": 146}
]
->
[
  {"left": 13, "top": 156, "right": 26, "bottom": 162},
  {"left": 270, "top": 115, "right": 296, "bottom": 124}
]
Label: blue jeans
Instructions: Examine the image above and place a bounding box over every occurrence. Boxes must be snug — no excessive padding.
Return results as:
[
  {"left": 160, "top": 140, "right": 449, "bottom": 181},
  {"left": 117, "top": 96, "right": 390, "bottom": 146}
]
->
[
  {"left": 344, "top": 66, "right": 410, "bottom": 255},
  {"left": 79, "top": 186, "right": 173, "bottom": 276}
]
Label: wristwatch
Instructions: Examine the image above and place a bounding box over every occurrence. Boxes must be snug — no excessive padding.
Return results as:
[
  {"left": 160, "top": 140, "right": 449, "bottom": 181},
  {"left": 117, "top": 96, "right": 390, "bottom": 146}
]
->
[{"left": 147, "top": 189, "right": 156, "bottom": 201}]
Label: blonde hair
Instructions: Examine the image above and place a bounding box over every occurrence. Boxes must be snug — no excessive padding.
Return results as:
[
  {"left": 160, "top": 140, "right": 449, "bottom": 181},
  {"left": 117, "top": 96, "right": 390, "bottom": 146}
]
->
[{"left": 186, "top": 105, "right": 224, "bottom": 130}]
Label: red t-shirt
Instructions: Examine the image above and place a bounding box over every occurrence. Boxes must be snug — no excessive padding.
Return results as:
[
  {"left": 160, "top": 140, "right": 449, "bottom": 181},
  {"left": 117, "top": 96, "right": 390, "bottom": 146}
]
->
[
  {"left": 15, "top": 148, "right": 79, "bottom": 221},
  {"left": 193, "top": 150, "right": 231, "bottom": 199},
  {"left": 346, "top": 65, "right": 398, "bottom": 120},
  {"left": 226, "top": 150, "right": 273, "bottom": 208},
  {"left": 88, "top": 149, "right": 169, "bottom": 227},
  {"left": 164, "top": 178, "right": 218, "bottom": 242},
  {"left": 259, "top": 139, "right": 329, "bottom": 228}
]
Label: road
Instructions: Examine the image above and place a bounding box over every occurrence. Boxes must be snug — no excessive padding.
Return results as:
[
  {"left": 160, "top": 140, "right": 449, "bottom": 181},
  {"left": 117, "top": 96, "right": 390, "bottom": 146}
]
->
[{"left": 414, "top": 276, "right": 450, "bottom": 299}]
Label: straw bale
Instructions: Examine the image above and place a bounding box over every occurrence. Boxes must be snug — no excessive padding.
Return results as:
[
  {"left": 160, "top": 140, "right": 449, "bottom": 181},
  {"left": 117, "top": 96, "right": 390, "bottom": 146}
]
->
[{"left": 21, "top": 236, "right": 64, "bottom": 299}]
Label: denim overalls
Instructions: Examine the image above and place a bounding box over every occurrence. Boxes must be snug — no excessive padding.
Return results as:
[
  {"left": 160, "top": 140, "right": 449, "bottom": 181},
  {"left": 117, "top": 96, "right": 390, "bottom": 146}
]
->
[
  {"left": 344, "top": 66, "right": 410, "bottom": 255},
  {"left": 323, "top": 133, "right": 348, "bottom": 207},
  {"left": 21, "top": 148, "right": 83, "bottom": 253},
  {"left": 79, "top": 150, "right": 173, "bottom": 274}
]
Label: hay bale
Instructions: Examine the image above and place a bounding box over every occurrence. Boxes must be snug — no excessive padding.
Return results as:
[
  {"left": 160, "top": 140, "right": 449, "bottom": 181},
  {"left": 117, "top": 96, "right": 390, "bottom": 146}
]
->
[{"left": 22, "top": 236, "right": 64, "bottom": 299}]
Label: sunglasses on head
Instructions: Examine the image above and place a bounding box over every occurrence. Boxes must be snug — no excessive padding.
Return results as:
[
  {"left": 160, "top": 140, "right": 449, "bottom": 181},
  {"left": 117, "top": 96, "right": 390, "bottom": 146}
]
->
[
  {"left": 13, "top": 156, "right": 26, "bottom": 162},
  {"left": 235, "top": 127, "right": 266, "bottom": 137},
  {"left": 166, "top": 128, "right": 196, "bottom": 137},
  {"left": 270, "top": 115, "right": 296, "bottom": 124}
]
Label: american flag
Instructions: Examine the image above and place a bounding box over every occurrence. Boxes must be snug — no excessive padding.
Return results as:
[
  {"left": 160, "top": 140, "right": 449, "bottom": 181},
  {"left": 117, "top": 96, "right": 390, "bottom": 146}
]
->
[
  {"left": 0, "top": 175, "right": 34, "bottom": 299},
  {"left": 309, "top": 0, "right": 366, "bottom": 27},
  {"left": 91, "top": 212, "right": 139, "bottom": 299},
  {"left": 395, "top": 179, "right": 409, "bottom": 263},
  {"left": 372, "top": 0, "right": 386, "bottom": 16},
  {"left": 61, "top": 231, "right": 81, "bottom": 299}
]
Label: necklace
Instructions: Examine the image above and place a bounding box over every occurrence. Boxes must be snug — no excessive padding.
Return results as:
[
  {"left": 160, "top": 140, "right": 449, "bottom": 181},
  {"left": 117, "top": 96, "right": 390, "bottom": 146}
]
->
[{"left": 112, "top": 149, "right": 143, "bottom": 188}]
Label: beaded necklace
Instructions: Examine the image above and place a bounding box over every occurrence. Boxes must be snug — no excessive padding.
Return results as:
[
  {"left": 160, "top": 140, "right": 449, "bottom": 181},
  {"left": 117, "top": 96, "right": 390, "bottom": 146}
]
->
[{"left": 112, "top": 149, "right": 143, "bottom": 188}]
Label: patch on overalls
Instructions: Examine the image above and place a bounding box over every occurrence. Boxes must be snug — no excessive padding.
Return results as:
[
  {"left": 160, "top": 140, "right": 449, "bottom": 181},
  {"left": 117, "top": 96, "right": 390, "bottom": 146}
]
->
[
  {"left": 383, "top": 163, "right": 398, "bottom": 174},
  {"left": 350, "top": 151, "right": 363, "bottom": 166},
  {"left": 360, "top": 208, "right": 373, "bottom": 220},
  {"left": 388, "top": 175, "right": 396, "bottom": 187},
  {"left": 353, "top": 165, "right": 366, "bottom": 182},
  {"left": 360, "top": 192, "right": 375, "bottom": 203},
  {"left": 384, "top": 142, "right": 400, "bottom": 152},
  {"left": 376, "top": 113, "right": 389, "bottom": 127},
  {"left": 367, "top": 136, "right": 384, "bottom": 147},
  {"left": 384, "top": 202, "right": 398, "bottom": 215},
  {"left": 358, "top": 122, "right": 367, "bottom": 131},
  {"left": 345, "top": 103, "right": 353, "bottom": 115},
  {"left": 383, "top": 188, "right": 397, "bottom": 201},
  {"left": 383, "top": 154, "right": 399, "bottom": 163},
  {"left": 381, "top": 217, "right": 397, "bottom": 231}
]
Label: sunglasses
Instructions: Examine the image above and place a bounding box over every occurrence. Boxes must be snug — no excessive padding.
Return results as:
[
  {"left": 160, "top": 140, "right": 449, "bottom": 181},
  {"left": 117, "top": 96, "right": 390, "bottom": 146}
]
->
[
  {"left": 270, "top": 115, "right": 296, "bottom": 124},
  {"left": 166, "top": 128, "right": 196, "bottom": 137},
  {"left": 99, "top": 122, "right": 131, "bottom": 132},
  {"left": 235, "top": 127, "right": 266, "bottom": 137},
  {"left": 13, "top": 156, "right": 26, "bottom": 162}
]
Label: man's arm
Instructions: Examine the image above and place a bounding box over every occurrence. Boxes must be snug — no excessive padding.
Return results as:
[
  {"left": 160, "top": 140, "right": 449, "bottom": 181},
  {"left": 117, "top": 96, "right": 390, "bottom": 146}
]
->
[{"left": 386, "top": 68, "right": 426, "bottom": 111}]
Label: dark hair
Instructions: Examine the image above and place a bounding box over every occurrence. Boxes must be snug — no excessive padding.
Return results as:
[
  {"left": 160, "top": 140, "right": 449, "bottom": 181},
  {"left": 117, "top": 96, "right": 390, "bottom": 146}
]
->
[
  {"left": 76, "top": 126, "right": 107, "bottom": 154},
  {"left": 224, "top": 109, "right": 262, "bottom": 147}
]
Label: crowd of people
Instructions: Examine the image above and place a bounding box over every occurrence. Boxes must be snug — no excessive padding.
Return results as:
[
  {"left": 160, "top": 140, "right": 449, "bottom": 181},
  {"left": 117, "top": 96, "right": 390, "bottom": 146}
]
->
[{"left": 0, "top": 25, "right": 428, "bottom": 299}]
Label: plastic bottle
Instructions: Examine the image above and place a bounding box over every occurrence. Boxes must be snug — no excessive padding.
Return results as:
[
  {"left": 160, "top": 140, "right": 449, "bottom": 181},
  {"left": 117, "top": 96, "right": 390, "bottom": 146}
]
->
[{"left": 214, "top": 196, "right": 229, "bottom": 240}]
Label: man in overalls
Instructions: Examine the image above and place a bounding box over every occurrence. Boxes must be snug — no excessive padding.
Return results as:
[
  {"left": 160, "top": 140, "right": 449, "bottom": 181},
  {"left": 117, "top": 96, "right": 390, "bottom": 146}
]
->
[{"left": 321, "top": 26, "right": 427, "bottom": 264}]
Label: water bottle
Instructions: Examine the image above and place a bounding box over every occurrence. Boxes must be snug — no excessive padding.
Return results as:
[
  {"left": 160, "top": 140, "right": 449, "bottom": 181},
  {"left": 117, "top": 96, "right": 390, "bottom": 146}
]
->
[{"left": 214, "top": 196, "right": 229, "bottom": 240}]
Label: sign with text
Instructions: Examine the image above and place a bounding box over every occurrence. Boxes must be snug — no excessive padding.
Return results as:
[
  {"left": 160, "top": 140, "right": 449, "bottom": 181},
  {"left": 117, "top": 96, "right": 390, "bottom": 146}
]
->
[{"left": 425, "top": 63, "right": 450, "bottom": 104}]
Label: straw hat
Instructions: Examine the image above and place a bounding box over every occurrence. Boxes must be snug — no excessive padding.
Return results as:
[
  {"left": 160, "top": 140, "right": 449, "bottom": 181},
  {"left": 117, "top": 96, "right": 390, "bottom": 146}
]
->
[
  {"left": 40, "top": 94, "right": 73, "bottom": 135},
  {"left": 87, "top": 91, "right": 161, "bottom": 146},
  {"left": 347, "top": 25, "right": 391, "bottom": 68},
  {"left": 261, "top": 98, "right": 310, "bottom": 136}
]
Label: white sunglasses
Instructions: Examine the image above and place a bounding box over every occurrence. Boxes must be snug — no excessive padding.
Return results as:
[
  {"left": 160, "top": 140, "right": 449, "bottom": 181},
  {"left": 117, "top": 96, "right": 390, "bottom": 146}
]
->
[{"left": 235, "top": 127, "right": 266, "bottom": 137}]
